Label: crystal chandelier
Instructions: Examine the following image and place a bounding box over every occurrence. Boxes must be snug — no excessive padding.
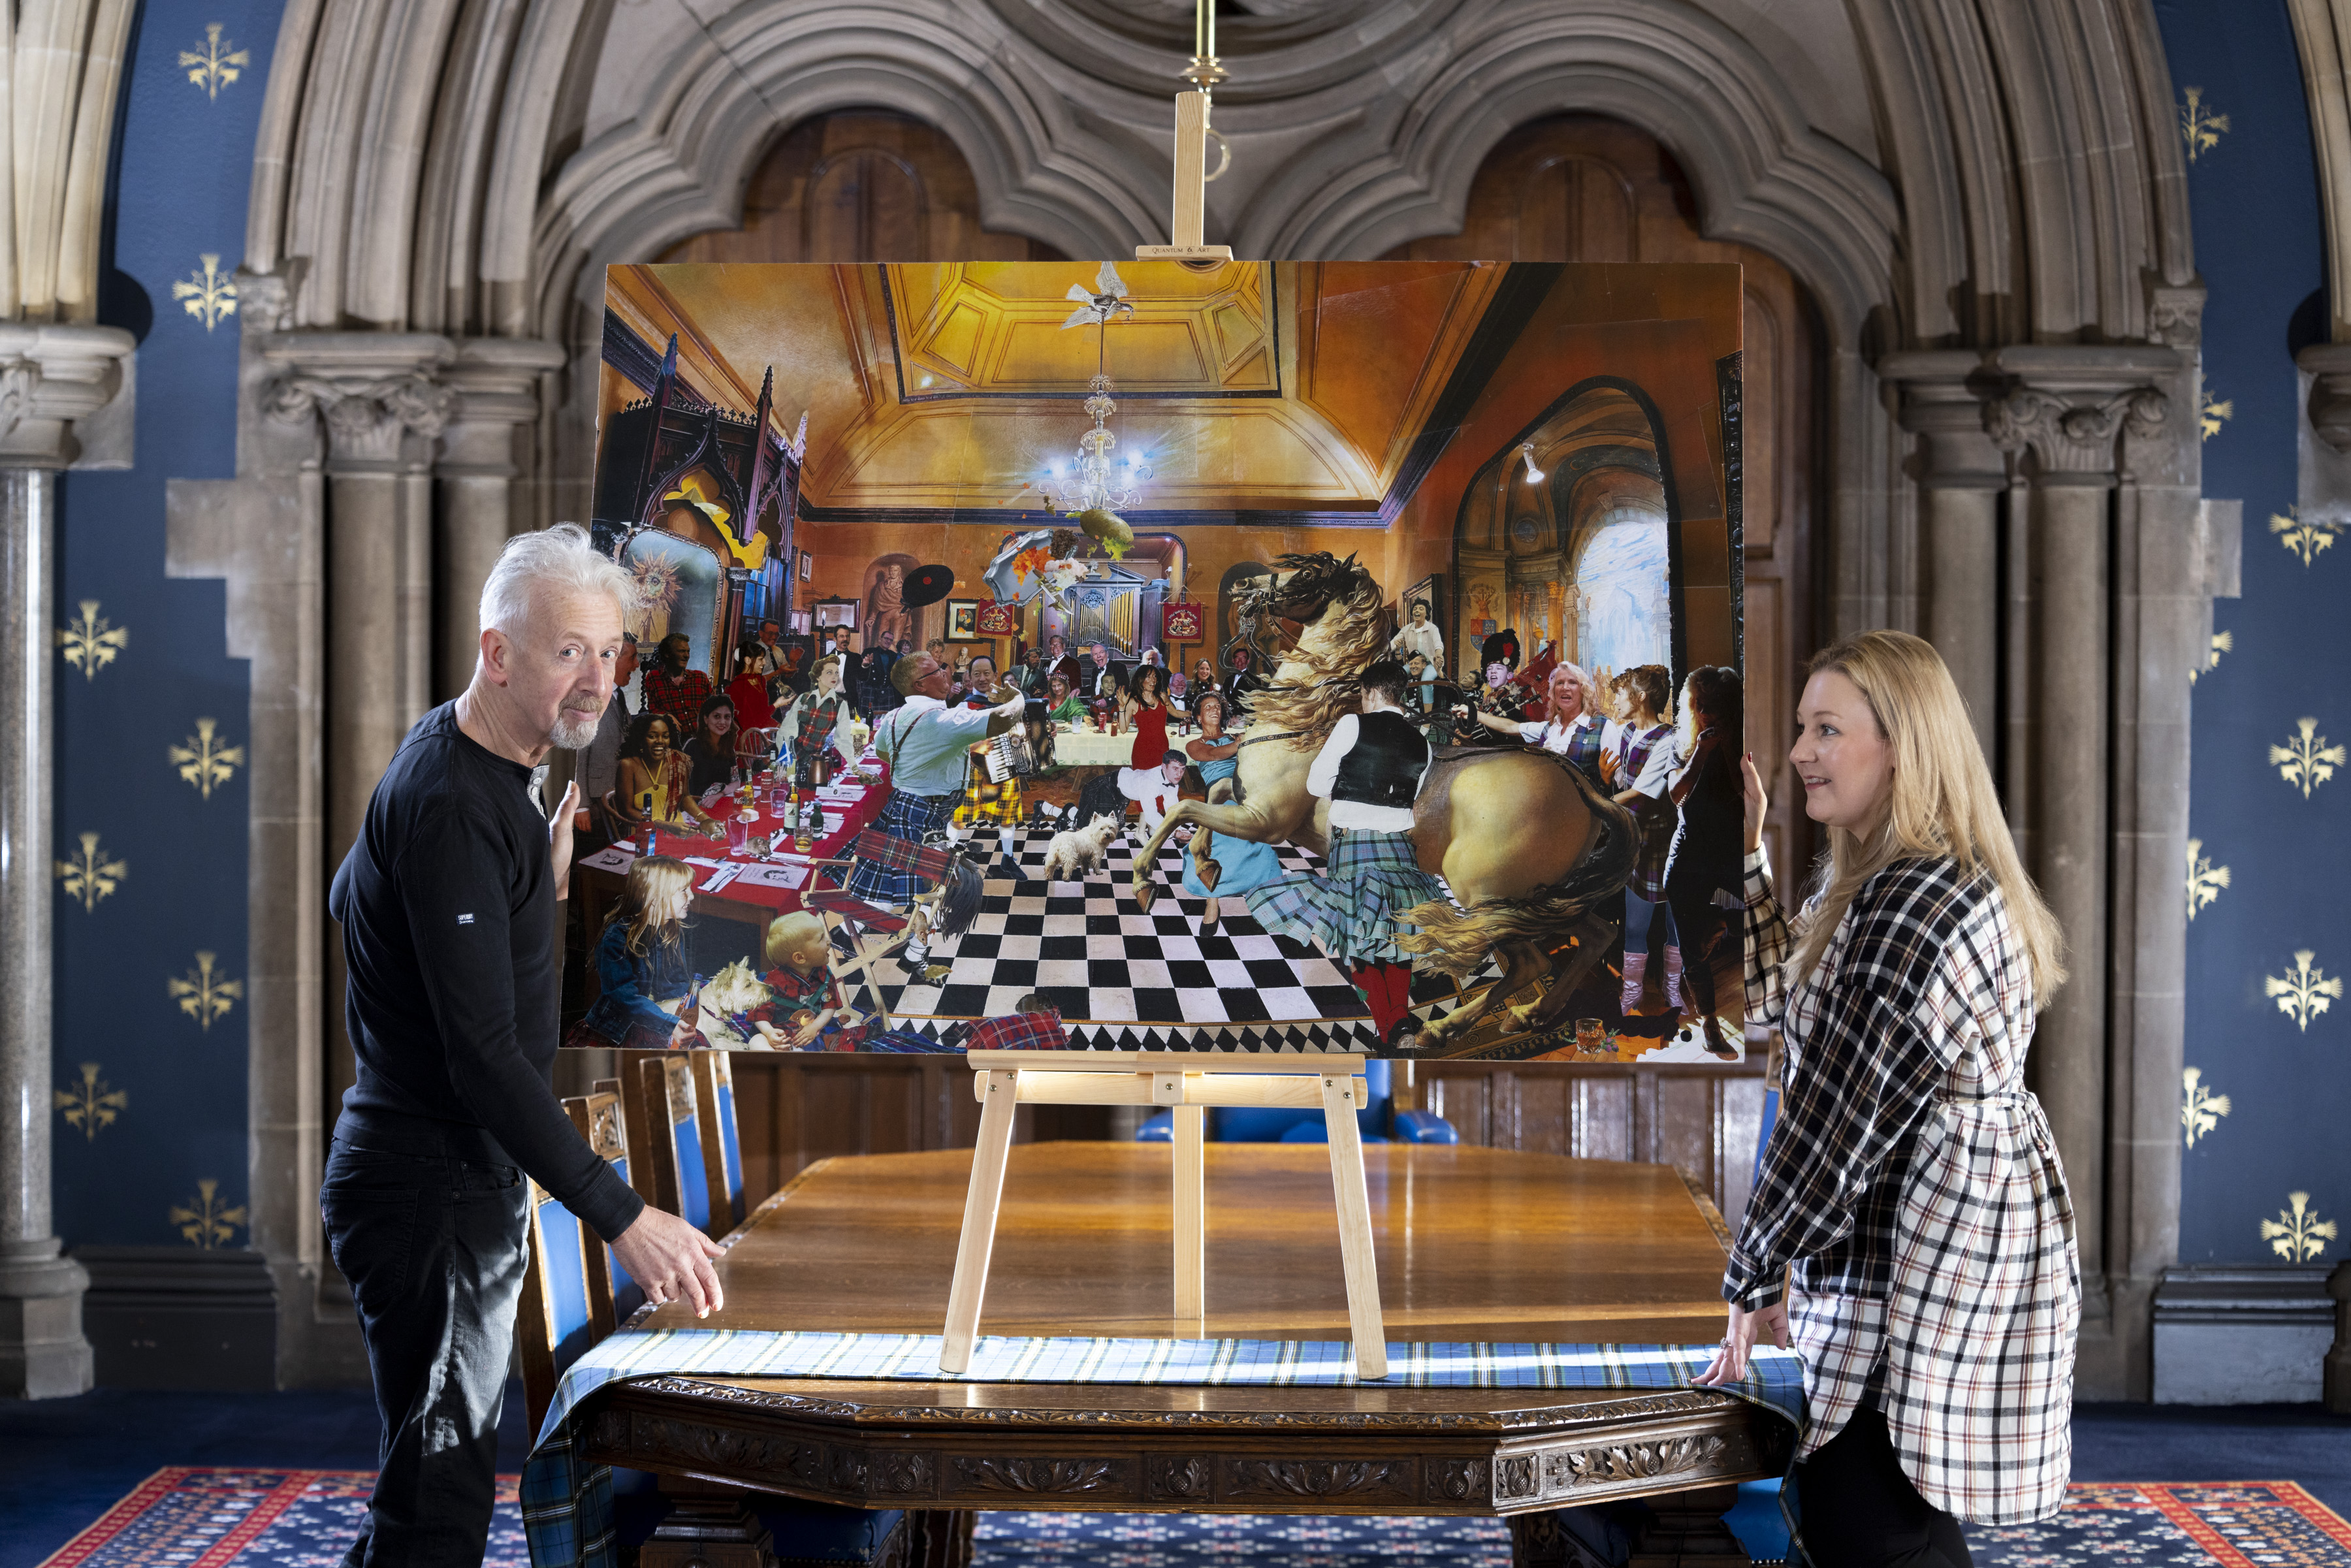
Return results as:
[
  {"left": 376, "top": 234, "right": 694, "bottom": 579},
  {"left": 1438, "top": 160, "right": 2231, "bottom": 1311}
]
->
[{"left": 1040, "top": 263, "right": 1152, "bottom": 513}]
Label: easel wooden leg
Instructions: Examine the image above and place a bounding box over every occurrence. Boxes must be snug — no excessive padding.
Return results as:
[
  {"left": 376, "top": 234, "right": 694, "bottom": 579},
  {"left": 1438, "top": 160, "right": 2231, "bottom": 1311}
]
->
[
  {"left": 1320, "top": 1074, "right": 1387, "bottom": 1380},
  {"left": 1171, "top": 1102, "right": 1206, "bottom": 1332},
  {"left": 939, "top": 1070, "right": 1019, "bottom": 1373}
]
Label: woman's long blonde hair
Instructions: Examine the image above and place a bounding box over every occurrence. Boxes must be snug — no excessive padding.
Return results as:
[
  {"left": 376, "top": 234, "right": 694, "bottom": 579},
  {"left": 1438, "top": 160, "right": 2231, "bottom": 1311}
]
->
[
  {"left": 1789, "top": 630, "right": 2067, "bottom": 999},
  {"left": 611, "top": 854, "right": 692, "bottom": 957}
]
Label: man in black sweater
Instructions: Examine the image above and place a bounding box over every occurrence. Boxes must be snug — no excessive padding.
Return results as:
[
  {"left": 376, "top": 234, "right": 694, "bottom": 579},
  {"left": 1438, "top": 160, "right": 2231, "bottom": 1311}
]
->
[{"left": 325, "top": 522, "right": 720, "bottom": 1565}]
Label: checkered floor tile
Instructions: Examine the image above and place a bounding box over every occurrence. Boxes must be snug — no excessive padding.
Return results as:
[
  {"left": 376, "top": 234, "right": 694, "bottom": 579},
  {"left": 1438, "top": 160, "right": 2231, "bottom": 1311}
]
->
[{"left": 878, "top": 822, "right": 1378, "bottom": 1029}]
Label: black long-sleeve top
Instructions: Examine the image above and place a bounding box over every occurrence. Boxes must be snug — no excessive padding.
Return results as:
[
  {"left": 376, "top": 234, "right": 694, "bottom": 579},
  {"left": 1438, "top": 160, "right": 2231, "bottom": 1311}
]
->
[{"left": 328, "top": 703, "right": 645, "bottom": 1243}]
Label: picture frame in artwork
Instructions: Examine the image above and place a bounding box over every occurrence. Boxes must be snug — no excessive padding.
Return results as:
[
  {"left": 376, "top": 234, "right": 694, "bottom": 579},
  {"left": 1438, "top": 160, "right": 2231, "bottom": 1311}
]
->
[
  {"left": 798, "top": 549, "right": 813, "bottom": 582},
  {"left": 946, "top": 598, "right": 981, "bottom": 639},
  {"left": 814, "top": 597, "right": 859, "bottom": 628}
]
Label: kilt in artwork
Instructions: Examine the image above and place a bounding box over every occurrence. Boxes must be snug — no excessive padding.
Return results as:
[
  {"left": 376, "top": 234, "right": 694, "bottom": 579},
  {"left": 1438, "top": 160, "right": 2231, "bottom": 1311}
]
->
[
  {"left": 845, "top": 790, "right": 959, "bottom": 904},
  {"left": 1245, "top": 827, "right": 1450, "bottom": 966}
]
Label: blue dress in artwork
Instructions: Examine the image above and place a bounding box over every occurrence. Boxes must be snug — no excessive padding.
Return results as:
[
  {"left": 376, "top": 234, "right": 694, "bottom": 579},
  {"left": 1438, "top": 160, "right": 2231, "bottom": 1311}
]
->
[{"left": 1180, "top": 753, "right": 1284, "bottom": 899}]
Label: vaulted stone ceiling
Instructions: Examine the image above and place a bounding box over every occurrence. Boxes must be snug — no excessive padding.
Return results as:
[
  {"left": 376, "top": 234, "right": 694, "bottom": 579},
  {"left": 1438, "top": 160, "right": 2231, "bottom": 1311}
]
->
[{"left": 614, "top": 259, "right": 1507, "bottom": 518}]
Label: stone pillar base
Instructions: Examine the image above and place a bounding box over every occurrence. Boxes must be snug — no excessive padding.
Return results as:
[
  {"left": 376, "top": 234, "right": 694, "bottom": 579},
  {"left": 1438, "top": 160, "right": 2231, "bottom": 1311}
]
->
[{"left": 0, "top": 1238, "right": 94, "bottom": 1398}]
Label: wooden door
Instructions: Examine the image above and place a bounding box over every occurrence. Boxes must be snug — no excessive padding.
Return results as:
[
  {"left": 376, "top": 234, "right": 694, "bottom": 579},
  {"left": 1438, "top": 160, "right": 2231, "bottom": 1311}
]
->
[{"left": 1384, "top": 114, "right": 1819, "bottom": 882}]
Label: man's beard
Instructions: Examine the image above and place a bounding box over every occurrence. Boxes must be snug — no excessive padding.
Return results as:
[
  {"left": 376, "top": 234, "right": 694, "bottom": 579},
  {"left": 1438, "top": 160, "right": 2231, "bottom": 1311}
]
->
[{"left": 551, "top": 703, "right": 603, "bottom": 748}]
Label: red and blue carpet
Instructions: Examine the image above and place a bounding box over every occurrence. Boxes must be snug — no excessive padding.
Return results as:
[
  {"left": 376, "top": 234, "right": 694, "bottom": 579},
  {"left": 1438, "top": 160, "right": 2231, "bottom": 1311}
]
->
[{"left": 34, "top": 1471, "right": 2351, "bottom": 1568}]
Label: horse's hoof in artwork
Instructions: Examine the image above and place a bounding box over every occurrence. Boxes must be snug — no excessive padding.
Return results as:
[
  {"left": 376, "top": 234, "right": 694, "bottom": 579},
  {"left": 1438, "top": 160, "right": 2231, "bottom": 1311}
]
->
[
  {"left": 1195, "top": 857, "right": 1223, "bottom": 892},
  {"left": 1133, "top": 877, "right": 1158, "bottom": 913}
]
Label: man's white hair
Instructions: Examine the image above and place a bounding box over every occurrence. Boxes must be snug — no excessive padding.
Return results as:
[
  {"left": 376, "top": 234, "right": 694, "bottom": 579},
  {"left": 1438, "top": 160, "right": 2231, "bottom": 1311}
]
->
[{"left": 478, "top": 522, "right": 639, "bottom": 639}]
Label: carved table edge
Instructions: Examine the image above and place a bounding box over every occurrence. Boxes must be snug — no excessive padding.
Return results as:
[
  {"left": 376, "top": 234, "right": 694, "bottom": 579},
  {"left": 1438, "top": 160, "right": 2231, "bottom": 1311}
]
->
[{"left": 600, "top": 1376, "right": 1758, "bottom": 1433}]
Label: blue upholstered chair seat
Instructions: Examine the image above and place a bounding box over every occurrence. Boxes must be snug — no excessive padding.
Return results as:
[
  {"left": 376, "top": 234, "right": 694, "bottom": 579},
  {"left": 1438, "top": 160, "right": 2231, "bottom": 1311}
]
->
[{"left": 1134, "top": 1059, "right": 1458, "bottom": 1145}]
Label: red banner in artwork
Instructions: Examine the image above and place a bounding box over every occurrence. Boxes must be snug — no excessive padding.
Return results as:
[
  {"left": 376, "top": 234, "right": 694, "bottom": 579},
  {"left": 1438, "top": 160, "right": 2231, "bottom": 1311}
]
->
[
  {"left": 974, "top": 600, "right": 1020, "bottom": 636},
  {"left": 1162, "top": 600, "right": 1204, "bottom": 642}
]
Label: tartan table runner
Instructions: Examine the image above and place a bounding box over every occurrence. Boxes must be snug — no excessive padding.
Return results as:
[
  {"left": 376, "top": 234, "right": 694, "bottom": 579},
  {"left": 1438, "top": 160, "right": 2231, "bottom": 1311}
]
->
[{"left": 521, "top": 1331, "right": 1806, "bottom": 1568}]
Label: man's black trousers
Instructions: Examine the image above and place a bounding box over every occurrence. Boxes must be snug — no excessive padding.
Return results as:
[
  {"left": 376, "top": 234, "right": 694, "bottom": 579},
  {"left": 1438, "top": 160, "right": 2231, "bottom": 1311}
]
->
[
  {"left": 322, "top": 1135, "right": 530, "bottom": 1567},
  {"left": 1797, "top": 1392, "right": 1977, "bottom": 1568}
]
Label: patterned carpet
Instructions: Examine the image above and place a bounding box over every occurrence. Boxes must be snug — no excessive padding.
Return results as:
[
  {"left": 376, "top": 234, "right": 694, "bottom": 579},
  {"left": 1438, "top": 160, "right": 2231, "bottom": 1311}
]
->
[{"left": 36, "top": 1471, "right": 2351, "bottom": 1568}]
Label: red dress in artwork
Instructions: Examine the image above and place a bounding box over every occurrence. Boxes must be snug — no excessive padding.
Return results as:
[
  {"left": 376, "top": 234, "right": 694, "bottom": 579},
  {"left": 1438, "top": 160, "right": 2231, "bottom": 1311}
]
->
[{"left": 1128, "top": 701, "right": 1170, "bottom": 769}]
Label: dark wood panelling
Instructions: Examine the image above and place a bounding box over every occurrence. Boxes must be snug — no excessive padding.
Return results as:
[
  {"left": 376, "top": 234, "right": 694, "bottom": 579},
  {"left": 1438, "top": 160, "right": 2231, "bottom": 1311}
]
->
[
  {"left": 1405, "top": 1061, "right": 1766, "bottom": 1229},
  {"left": 658, "top": 112, "right": 1065, "bottom": 265}
]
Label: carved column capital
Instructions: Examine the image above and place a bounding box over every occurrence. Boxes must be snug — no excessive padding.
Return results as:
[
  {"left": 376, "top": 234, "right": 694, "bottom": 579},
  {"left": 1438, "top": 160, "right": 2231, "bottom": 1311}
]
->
[
  {"left": 259, "top": 332, "right": 456, "bottom": 472},
  {"left": 2148, "top": 282, "right": 2207, "bottom": 351},
  {"left": 2298, "top": 343, "right": 2351, "bottom": 455},
  {"left": 438, "top": 337, "right": 567, "bottom": 478},
  {"left": 0, "top": 324, "right": 135, "bottom": 470},
  {"left": 1983, "top": 347, "right": 2181, "bottom": 484},
  {"left": 1877, "top": 349, "right": 2005, "bottom": 490}
]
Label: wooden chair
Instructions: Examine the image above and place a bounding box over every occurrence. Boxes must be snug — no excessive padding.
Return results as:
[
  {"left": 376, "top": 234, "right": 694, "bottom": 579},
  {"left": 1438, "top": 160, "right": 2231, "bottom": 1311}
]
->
[
  {"left": 639, "top": 1054, "right": 719, "bottom": 1240},
  {"left": 517, "top": 1078, "right": 922, "bottom": 1567},
  {"left": 516, "top": 1174, "right": 600, "bottom": 1437},
  {"left": 564, "top": 1089, "right": 647, "bottom": 1335},
  {"left": 689, "top": 1049, "right": 748, "bottom": 1230},
  {"left": 801, "top": 828, "right": 964, "bottom": 1030}
]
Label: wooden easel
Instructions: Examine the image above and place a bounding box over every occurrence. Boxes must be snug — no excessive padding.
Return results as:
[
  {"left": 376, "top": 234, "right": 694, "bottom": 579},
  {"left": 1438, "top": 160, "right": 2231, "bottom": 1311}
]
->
[
  {"left": 1134, "top": 1, "right": 1234, "bottom": 264},
  {"left": 939, "top": 1051, "right": 1388, "bottom": 1379}
]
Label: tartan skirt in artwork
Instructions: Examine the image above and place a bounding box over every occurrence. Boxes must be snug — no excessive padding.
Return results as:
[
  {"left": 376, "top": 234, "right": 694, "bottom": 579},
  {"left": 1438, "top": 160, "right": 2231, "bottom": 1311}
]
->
[
  {"left": 1245, "top": 827, "right": 1450, "bottom": 966},
  {"left": 846, "top": 790, "right": 959, "bottom": 904}
]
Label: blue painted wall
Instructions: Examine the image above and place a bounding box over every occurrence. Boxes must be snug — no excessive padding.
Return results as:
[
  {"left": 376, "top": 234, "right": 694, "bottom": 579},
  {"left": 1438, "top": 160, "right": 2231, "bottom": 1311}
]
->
[
  {"left": 51, "top": 3, "right": 281, "bottom": 1251},
  {"left": 2152, "top": 0, "right": 2345, "bottom": 1268}
]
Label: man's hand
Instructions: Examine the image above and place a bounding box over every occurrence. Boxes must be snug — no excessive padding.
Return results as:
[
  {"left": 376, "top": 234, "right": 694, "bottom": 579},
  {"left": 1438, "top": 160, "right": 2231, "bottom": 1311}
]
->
[
  {"left": 609, "top": 1207, "right": 728, "bottom": 1317},
  {"left": 1693, "top": 1298, "right": 1789, "bottom": 1386},
  {"left": 549, "top": 780, "right": 581, "bottom": 900}
]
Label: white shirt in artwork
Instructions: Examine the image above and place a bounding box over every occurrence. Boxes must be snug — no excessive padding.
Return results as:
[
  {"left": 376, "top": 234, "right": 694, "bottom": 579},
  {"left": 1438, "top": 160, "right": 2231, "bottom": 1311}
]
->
[
  {"left": 1305, "top": 712, "right": 1428, "bottom": 833},
  {"left": 1520, "top": 711, "right": 1616, "bottom": 760}
]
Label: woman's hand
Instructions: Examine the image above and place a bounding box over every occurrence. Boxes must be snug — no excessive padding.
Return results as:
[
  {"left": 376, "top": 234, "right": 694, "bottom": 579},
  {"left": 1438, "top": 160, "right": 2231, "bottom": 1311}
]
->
[
  {"left": 1740, "top": 750, "right": 1768, "bottom": 855},
  {"left": 1693, "top": 1299, "right": 1789, "bottom": 1386}
]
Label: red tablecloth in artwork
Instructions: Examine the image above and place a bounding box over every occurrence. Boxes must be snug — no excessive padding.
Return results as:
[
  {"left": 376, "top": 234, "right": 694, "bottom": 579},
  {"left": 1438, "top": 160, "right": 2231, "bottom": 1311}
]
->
[{"left": 586, "top": 767, "right": 891, "bottom": 916}]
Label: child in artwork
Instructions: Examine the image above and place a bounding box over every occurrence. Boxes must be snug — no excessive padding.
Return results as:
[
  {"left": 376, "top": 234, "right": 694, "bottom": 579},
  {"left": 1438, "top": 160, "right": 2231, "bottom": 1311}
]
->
[
  {"left": 748, "top": 910, "right": 866, "bottom": 1050},
  {"left": 584, "top": 855, "right": 701, "bottom": 1049}
]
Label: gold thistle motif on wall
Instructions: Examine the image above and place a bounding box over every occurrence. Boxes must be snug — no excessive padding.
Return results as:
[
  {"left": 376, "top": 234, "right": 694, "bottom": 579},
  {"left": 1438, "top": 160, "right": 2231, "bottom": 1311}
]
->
[
  {"left": 2198, "top": 389, "right": 2231, "bottom": 440},
  {"left": 2264, "top": 950, "right": 2343, "bottom": 1032},
  {"left": 2179, "top": 86, "right": 2229, "bottom": 161},
  {"left": 172, "top": 255, "right": 237, "bottom": 332},
  {"left": 2269, "top": 509, "right": 2344, "bottom": 567},
  {"left": 168, "top": 952, "right": 243, "bottom": 1032},
  {"left": 2191, "top": 630, "right": 2231, "bottom": 685},
  {"left": 170, "top": 718, "right": 245, "bottom": 799},
  {"left": 2180, "top": 1067, "right": 2230, "bottom": 1148},
  {"left": 55, "top": 1063, "right": 126, "bottom": 1142},
  {"left": 170, "top": 1179, "right": 248, "bottom": 1249},
  {"left": 2184, "top": 839, "right": 2229, "bottom": 921},
  {"left": 179, "top": 24, "right": 249, "bottom": 101},
  {"left": 2271, "top": 717, "right": 2346, "bottom": 797},
  {"left": 2260, "top": 1191, "right": 2337, "bottom": 1262},
  {"left": 55, "top": 832, "right": 125, "bottom": 912},
  {"left": 58, "top": 600, "right": 126, "bottom": 679}
]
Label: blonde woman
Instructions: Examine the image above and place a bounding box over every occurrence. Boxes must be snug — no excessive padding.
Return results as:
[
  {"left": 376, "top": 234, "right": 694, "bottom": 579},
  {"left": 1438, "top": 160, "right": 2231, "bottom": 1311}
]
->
[{"left": 1697, "top": 631, "right": 2077, "bottom": 1565}]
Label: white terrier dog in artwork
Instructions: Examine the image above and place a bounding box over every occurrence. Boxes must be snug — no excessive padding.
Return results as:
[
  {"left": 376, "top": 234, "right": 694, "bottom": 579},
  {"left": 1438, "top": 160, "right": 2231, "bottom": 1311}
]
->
[{"left": 1042, "top": 813, "right": 1121, "bottom": 884}]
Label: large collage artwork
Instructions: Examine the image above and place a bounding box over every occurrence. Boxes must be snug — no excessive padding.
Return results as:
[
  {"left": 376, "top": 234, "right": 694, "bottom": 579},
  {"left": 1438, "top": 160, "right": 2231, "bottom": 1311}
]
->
[{"left": 571, "top": 260, "right": 1745, "bottom": 1063}]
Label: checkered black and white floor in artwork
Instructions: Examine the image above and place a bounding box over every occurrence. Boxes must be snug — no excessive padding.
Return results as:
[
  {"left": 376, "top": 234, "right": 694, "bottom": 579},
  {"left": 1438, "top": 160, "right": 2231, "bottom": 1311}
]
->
[{"left": 876, "top": 822, "right": 1384, "bottom": 1036}]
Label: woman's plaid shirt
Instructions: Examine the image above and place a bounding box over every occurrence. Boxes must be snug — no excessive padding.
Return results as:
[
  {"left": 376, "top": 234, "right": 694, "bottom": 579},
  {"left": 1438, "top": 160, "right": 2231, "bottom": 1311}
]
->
[{"left": 1731, "top": 848, "right": 2080, "bottom": 1524}]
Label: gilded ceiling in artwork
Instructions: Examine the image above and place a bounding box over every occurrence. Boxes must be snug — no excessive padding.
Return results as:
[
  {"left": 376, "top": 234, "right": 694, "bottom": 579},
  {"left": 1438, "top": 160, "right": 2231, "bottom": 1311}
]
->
[{"left": 622, "top": 260, "right": 1507, "bottom": 519}]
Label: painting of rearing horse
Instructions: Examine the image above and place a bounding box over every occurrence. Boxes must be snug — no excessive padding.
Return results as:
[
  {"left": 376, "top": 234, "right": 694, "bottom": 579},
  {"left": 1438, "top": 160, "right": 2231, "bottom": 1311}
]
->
[{"left": 1127, "top": 552, "right": 1637, "bottom": 1054}]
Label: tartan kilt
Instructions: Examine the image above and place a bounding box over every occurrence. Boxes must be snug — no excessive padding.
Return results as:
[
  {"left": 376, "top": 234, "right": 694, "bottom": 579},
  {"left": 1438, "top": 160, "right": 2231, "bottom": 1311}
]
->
[
  {"left": 954, "top": 776, "right": 1021, "bottom": 829},
  {"left": 1245, "top": 826, "right": 1450, "bottom": 965},
  {"left": 1627, "top": 793, "right": 1676, "bottom": 903},
  {"left": 846, "top": 790, "right": 959, "bottom": 904}
]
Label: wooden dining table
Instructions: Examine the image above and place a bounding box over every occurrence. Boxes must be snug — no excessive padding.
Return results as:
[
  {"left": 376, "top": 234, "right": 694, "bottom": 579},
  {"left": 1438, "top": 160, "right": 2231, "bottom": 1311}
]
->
[{"left": 582, "top": 1142, "right": 1793, "bottom": 1568}]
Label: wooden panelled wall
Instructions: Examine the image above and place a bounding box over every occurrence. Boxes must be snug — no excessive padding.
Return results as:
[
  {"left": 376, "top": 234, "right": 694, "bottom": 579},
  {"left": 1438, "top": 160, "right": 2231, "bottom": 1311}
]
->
[
  {"left": 729, "top": 1055, "right": 1768, "bottom": 1230},
  {"left": 656, "top": 108, "right": 1803, "bottom": 1245}
]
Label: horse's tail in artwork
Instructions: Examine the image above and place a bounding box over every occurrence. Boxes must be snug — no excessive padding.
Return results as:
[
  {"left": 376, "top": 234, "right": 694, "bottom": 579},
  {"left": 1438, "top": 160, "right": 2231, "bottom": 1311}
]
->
[{"left": 1396, "top": 763, "right": 1637, "bottom": 980}]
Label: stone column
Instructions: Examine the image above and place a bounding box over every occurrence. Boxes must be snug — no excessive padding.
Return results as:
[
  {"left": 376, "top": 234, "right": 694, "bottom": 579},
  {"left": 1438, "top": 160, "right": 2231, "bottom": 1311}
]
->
[
  {"left": 1879, "top": 351, "right": 2005, "bottom": 761},
  {"left": 435, "top": 339, "right": 568, "bottom": 701},
  {"left": 0, "top": 323, "right": 135, "bottom": 1397},
  {"left": 261, "top": 335, "right": 454, "bottom": 1146},
  {"left": 1983, "top": 347, "right": 2175, "bottom": 1357}
]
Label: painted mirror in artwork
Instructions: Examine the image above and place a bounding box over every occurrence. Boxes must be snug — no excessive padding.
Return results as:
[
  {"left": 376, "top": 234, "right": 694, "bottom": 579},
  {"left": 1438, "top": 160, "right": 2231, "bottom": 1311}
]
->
[{"left": 568, "top": 260, "right": 1744, "bottom": 1065}]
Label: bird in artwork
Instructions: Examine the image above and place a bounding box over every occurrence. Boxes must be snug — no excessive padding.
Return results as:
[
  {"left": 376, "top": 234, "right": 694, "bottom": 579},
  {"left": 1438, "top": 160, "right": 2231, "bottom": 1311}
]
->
[{"left": 1061, "top": 261, "right": 1134, "bottom": 330}]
